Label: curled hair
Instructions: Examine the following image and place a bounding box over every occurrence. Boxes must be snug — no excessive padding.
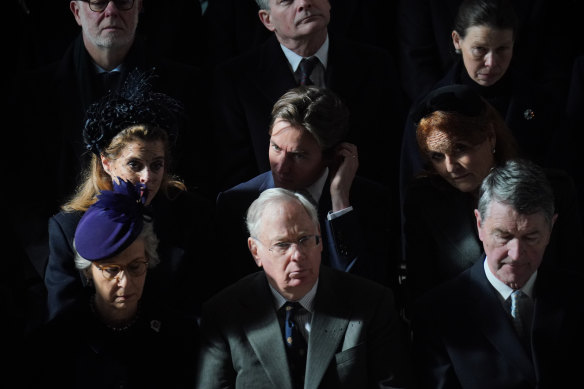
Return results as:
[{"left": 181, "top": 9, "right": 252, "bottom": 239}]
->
[
  {"left": 62, "top": 124, "right": 185, "bottom": 212},
  {"left": 246, "top": 188, "right": 320, "bottom": 239},
  {"left": 269, "top": 86, "right": 349, "bottom": 153},
  {"left": 477, "top": 159, "right": 555, "bottom": 225},
  {"left": 454, "top": 0, "right": 518, "bottom": 39}
]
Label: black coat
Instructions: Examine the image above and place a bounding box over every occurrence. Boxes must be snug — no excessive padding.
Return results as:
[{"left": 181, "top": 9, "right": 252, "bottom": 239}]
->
[
  {"left": 399, "top": 60, "right": 565, "bottom": 206},
  {"left": 412, "top": 258, "right": 584, "bottom": 388},
  {"left": 26, "top": 292, "right": 199, "bottom": 389}
]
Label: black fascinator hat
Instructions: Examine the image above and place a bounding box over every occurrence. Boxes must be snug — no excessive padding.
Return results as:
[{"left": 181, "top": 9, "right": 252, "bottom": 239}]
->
[
  {"left": 83, "top": 68, "right": 184, "bottom": 156},
  {"left": 75, "top": 178, "right": 151, "bottom": 261},
  {"left": 411, "top": 84, "right": 486, "bottom": 124}
]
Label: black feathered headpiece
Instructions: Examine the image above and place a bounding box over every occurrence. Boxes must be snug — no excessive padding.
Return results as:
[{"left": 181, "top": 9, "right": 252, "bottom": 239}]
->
[{"left": 83, "top": 68, "right": 184, "bottom": 155}]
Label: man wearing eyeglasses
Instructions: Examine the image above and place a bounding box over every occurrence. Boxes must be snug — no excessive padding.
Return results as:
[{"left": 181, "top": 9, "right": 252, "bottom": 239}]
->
[
  {"left": 197, "top": 187, "right": 411, "bottom": 388},
  {"left": 11, "top": 0, "right": 212, "bottom": 281},
  {"left": 209, "top": 86, "right": 403, "bottom": 308}
]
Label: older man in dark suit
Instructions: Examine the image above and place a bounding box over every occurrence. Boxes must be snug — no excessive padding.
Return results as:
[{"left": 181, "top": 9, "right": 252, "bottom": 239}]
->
[
  {"left": 412, "top": 159, "right": 584, "bottom": 388},
  {"left": 209, "top": 86, "right": 403, "bottom": 308},
  {"left": 211, "top": 0, "right": 406, "bottom": 194},
  {"left": 197, "top": 188, "right": 410, "bottom": 388}
]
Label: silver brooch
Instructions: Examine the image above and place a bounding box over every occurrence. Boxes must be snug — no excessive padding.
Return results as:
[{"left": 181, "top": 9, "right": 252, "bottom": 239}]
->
[
  {"left": 523, "top": 109, "right": 535, "bottom": 120},
  {"left": 150, "top": 319, "right": 161, "bottom": 332}
]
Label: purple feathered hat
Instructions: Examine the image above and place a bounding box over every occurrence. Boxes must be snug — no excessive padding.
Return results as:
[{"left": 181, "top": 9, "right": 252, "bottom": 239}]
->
[{"left": 75, "top": 178, "right": 150, "bottom": 261}]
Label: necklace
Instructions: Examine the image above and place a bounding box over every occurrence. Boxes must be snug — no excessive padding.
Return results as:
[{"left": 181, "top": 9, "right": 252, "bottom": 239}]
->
[{"left": 90, "top": 294, "right": 140, "bottom": 332}]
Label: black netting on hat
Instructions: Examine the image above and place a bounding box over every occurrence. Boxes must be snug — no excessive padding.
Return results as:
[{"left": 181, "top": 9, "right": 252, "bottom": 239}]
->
[{"left": 83, "top": 67, "right": 184, "bottom": 155}]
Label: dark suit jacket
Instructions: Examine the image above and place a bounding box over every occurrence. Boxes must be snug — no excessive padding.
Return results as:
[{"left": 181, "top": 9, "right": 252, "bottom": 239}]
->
[
  {"left": 44, "top": 190, "right": 214, "bottom": 321},
  {"left": 209, "top": 171, "right": 401, "bottom": 302},
  {"left": 403, "top": 169, "right": 584, "bottom": 304},
  {"left": 211, "top": 33, "right": 406, "bottom": 193},
  {"left": 412, "top": 258, "right": 584, "bottom": 388},
  {"left": 196, "top": 266, "right": 411, "bottom": 389}
]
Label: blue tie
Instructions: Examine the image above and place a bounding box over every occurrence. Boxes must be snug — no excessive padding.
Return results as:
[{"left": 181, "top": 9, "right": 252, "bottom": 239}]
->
[
  {"left": 283, "top": 302, "right": 306, "bottom": 388},
  {"left": 509, "top": 290, "right": 532, "bottom": 351}
]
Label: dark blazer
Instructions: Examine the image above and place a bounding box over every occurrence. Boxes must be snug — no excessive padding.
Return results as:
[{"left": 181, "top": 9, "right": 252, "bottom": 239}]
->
[
  {"left": 196, "top": 266, "right": 411, "bottom": 389},
  {"left": 412, "top": 258, "right": 584, "bottom": 388},
  {"left": 44, "top": 190, "right": 214, "bottom": 321},
  {"left": 402, "top": 168, "right": 584, "bottom": 304},
  {"left": 211, "top": 33, "right": 406, "bottom": 193},
  {"left": 209, "top": 171, "right": 401, "bottom": 301},
  {"left": 399, "top": 60, "right": 565, "bottom": 207}
]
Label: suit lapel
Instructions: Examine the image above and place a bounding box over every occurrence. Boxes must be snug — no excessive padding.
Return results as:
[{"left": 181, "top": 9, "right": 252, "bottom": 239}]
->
[
  {"left": 304, "top": 268, "right": 350, "bottom": 388},
  {"left": 255, "top": 36, "right": 298, "bottom": 103},
  {"left": 240, "top": 275, "right": 293, "bottom": 389},
  {"left": 469, "top": 262, "right": 536, "bottom": 385}
]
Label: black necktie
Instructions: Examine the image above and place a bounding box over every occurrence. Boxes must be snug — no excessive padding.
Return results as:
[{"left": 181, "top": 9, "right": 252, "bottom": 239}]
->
[
  {"left": 298, "top": 57, "right": 319, "bottom": 86},
  {"left": 282, "top": 302, "right": 307, "bottom": 388},
  {"left": 100, "top": 71, "right": 121, "bottom": 94}
]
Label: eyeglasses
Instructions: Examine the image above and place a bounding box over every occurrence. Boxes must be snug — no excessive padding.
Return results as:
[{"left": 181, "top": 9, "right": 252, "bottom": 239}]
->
[
  {"left": 256, "top": 235, "right": 321, "bottom": 256},
  {"left": 94, "top": 260, "right": 149, "bottom": 281},
  {"left": 82, "top": 0, "right": 135, "bottom": 12}
]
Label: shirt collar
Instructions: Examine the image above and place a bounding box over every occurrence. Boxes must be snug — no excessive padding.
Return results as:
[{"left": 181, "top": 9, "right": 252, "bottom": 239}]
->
[
  {"left": 305, "top": 167, "right": 328, "bottom": 204},
  {"left": 281, "top": 34, "right": 329, "bottom": 72},
  {"left": 270, "top": 279, "right": 319, "bottom": 313},
  {"left": 483, "top": 257, "right": 537, "bottom": 300}
]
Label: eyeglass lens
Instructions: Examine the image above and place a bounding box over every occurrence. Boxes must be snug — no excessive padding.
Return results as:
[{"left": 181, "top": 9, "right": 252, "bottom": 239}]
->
[{"left": 89, "top": 0, "right": 134, "bottom": 12}]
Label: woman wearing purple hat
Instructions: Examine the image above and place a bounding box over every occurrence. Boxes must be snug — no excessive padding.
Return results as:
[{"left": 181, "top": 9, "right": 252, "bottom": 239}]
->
[
  {"left": 44, "top": 69, "right": 213, "bottom": 322},
  {"left": 27, "top": 179, "right": 199, "bottom": 388}
]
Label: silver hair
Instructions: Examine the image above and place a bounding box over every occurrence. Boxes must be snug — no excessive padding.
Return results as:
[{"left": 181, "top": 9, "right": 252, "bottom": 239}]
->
[
  {"left": 74, "top": 220, "right": 160, "bottom": 271},
  {"left": 255, "top": 0, "right": 270, "bottom": 10},
  {"left": 477, "top": 159, "right": 555, "bottom": 226},
  {"left": 246, "top": 188, "right": 320, "bottom": 238}
]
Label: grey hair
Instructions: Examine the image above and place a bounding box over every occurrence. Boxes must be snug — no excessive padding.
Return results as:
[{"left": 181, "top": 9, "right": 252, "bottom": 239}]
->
[
  {"left": 74, "top": 220, "right": 160, "bottom": 271},
  {"left": 255, "top": 0, "right": 269, "bottom": 10},
  {"left": 246, "top": 188, "right": 320, "bottom": 238},
  {"left": 477, "top": 159, "right": 555, "bottom": 225}
]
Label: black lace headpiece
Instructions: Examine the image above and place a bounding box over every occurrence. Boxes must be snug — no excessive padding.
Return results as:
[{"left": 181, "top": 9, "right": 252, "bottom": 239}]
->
[
  {"left": 411, "top": 84, "right": 486, "bottom": 124},
  {"left": 83, "top": 68, "right": 184, "bottom": 155}
]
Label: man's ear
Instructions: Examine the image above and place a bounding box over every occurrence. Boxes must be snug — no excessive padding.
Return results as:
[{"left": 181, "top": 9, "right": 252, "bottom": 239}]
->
[
  {"left": 248, "top": 237, "right": 263, "bottom": 268},
  {"left": 474, "top": 209, "right": 484, "bottom": 242},
  {"left": 258, "top": 9, "right": 276, "bottom": 32}
]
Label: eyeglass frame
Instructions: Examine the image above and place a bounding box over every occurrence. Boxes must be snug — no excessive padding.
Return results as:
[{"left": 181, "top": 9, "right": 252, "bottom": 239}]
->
[
  {"left": 253, "top": 234, "right": 321, "bottom": 256},
  {"left": 93, "top": 259, "right": 149, "bottom": 281},
  {"left": 80, "top": 0, "right": 135, "bottom": 13}
]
